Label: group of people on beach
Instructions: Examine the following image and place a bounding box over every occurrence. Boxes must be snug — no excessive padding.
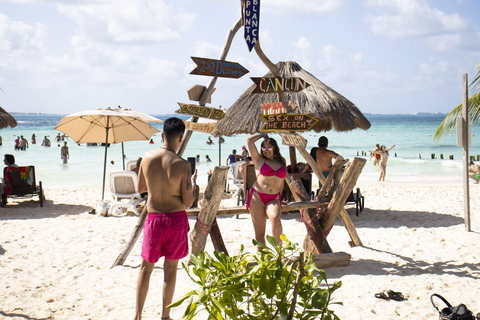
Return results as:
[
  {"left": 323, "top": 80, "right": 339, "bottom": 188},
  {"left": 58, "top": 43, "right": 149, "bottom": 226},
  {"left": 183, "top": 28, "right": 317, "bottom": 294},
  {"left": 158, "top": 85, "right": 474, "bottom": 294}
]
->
[{"left": 132, "top": 117, "right": 341, "bottom": 319}]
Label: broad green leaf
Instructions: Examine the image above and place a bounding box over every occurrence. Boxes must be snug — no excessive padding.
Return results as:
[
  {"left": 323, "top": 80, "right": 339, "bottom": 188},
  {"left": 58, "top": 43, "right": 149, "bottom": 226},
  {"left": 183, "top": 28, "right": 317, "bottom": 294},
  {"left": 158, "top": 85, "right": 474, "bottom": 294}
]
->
[{"left": 168, "top": 290, "right": 197, "bottom": 308}]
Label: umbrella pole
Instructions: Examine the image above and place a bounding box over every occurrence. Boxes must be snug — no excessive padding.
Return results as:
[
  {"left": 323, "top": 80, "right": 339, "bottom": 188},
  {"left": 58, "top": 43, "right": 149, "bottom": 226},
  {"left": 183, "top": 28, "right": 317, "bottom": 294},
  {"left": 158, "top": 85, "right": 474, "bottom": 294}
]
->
[
  {"left": 122, "top": 142, "right": 125, "bottom": 170},
  {"left": 218, "top": 137, "right": 222, "bottom": 165},
  {"left": 102, "top": 117, "right": 110, "bottom": 201}
]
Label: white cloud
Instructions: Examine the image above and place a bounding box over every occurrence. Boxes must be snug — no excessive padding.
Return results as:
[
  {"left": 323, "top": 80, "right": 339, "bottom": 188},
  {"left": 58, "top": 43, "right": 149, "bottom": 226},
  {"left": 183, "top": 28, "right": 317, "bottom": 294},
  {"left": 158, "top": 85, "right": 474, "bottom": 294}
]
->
[
  {"left": 292, "top": 37, "right": 311, "bottom": 50},
  {"left": 192, "top": 40, "right": 221, "bottom": 58},
  {"left": 0, "top": 12, "right": 48, "bottom": 53},
  {"left": 365, "top": 0, "right": 470, "bottom": 50},
  {"left": 57, "top": 0, "right": 196, "bottom": 44},
  {"left": 261, "top": 0, "right": 347, "bottom": 15}
]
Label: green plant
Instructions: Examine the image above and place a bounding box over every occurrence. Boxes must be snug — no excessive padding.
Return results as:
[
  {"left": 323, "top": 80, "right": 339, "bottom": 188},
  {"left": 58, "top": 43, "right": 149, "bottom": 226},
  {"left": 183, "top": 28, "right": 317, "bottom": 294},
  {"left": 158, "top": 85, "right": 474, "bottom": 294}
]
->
[{"left": 169, "top": 234, "right": 342, "bottom": 320}]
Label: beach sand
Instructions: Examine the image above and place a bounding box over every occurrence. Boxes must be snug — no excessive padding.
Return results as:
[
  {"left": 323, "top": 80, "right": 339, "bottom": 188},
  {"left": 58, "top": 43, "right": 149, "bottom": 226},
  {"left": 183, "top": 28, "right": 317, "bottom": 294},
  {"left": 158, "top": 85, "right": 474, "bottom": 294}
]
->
[{"left": 2, "top": 184, "right": 480, "bottom": 319}]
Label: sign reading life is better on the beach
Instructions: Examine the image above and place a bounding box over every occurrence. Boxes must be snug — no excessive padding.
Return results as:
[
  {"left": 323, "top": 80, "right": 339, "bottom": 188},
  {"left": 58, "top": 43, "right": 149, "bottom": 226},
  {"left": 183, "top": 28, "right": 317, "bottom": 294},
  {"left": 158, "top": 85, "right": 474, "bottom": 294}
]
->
[
  {"left": 244, "top": 0, "right": 260, "bottom": 52},
  {"left": 278, "top": 132, "right": 307, "bottom": 148},
  {"left": 176, "top": 103, "right": 225, "bottom": 120},
  {"left": 183, "top": 121, "right": 216, "bottom": 134},
  {"left": 251, "top": 77, "right": 311, "bottom": 94},
  {"left": 190, "top": 57, "right": 249, "bottom": 79},
  {"left": 260, "top": 114, "right": 318, "bottom": 132}
]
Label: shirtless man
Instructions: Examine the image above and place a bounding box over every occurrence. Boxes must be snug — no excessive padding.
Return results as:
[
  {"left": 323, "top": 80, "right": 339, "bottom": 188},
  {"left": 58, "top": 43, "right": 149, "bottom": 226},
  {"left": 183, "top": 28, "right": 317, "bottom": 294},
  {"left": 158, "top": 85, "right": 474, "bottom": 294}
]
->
[
  {"left": 469, "top": 161, "right": 480, "bottom": 184},
  {"left": 134, "top": 117, "right": 197, "bottom": 320},
  {"left": 61, "top": 142, "right": 69, "bottom": 164},
  {"left": 302, "top": 136, "right": 338, "bottom": 179}
]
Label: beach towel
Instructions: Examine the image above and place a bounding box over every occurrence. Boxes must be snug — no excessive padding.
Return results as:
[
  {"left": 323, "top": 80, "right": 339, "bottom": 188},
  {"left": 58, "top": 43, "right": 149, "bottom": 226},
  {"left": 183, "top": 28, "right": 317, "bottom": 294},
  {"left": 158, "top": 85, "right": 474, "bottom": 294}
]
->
[{"left": 4, "top": 166, "right": 34, "bottom": 195}]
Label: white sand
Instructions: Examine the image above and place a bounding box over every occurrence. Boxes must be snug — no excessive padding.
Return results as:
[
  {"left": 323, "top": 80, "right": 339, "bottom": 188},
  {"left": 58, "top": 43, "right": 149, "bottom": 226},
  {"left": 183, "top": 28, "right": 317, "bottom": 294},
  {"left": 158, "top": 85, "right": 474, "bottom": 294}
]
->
[{"left": 2, "top": 184, "right": 480, "bottom": 319}]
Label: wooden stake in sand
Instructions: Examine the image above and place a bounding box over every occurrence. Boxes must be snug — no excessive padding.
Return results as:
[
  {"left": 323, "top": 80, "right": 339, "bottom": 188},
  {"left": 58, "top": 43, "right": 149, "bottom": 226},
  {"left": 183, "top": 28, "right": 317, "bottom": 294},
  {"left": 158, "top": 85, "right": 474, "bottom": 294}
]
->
[{"left": 111, "top": 205, "right": 148, "bottom": 268}]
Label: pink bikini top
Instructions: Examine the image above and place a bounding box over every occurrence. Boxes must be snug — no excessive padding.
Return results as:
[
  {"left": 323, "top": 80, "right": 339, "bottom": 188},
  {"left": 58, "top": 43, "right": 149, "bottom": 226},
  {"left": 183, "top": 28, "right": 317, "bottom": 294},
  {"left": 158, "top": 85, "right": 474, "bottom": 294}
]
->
[{"left": 258, "top": 160, "right": 286, "bottom": 179}]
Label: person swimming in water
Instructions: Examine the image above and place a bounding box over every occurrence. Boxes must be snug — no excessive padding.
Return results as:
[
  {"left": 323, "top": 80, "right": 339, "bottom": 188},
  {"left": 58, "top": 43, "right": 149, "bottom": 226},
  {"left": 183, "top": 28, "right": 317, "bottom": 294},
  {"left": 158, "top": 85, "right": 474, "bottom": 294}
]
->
[{"left": 246, "top": 132, "right": 286, "bottom": 246}]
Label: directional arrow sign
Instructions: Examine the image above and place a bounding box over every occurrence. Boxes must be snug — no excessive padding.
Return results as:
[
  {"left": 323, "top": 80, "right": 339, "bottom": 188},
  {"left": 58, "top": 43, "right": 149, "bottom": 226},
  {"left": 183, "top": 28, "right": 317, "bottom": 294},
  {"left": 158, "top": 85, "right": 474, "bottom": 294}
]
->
[
  {"left": 244, "top": 0, "right": 260, "bottom": 52},
  {"left": 183, "top": 121, "right": 216, "bottom": 134},
  {"left": 251, "top": 77, "right": 311, "bottom": 93},
  {"left": 278, "top": 132, "right": 307, "bottom": 148},
  {"left": 176, "top": 103, "right": 225, "bottom": 120},
  {"left": 260, "top": 114, "right": 318, "bottom": 132},
  {"left": 190, "top": 57, "right": 249, "bottom": 79}
]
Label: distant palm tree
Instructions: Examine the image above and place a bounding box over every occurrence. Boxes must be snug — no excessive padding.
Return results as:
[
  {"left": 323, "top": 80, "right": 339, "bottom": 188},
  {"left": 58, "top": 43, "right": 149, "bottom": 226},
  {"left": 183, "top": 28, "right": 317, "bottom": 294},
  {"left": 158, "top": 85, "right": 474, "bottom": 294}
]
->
[{"left": 434, "top": 63, "right": 480, "bottom": 140}]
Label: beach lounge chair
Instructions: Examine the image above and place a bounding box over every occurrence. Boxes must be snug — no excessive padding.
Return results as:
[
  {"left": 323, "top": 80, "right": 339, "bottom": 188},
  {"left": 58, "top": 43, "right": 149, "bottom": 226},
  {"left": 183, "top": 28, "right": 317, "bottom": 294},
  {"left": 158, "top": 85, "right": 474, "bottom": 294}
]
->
[
  {"left": 226, "top": 161, "right": 246, "bottom": 196},
  {"left": 1, "top": 166, "right": 44, "bottom": 207},
  {"left": 109, "top": 170, "right": 143, "bottom": 216},
  {"left": 345, "top": 188, "right": 365, "bottom": 216},
  {"left": 237, "top": 164, "right": 256, "bottom": 206},
  {"left": 126, "top": 160, "right": 137, "bottom": 171}
]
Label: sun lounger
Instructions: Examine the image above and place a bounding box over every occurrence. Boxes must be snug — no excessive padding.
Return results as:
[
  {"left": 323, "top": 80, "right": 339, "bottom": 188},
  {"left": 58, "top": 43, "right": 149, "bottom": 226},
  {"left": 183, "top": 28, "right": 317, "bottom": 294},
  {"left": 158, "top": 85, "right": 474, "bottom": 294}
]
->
[
  {"left": 1, "top": 166, "right": 44, "bottom": 207},
  {"left": 109, "top": 170, "right": 143, "bottom": 216}
]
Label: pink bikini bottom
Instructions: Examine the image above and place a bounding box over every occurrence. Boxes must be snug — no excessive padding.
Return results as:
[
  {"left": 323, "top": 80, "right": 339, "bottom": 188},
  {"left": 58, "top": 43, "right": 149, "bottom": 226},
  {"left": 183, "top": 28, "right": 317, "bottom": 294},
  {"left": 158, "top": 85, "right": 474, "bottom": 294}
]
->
[{"left": 246, "top": 188, "right": 281, "bottom": 211}]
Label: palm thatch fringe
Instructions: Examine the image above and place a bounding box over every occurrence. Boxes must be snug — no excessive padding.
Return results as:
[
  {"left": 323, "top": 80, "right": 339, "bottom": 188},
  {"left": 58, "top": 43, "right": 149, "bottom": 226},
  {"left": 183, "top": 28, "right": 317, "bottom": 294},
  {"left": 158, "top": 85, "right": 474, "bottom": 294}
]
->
[
  {"left": 0, "top": 106, "right": 17, "bottom": 129},
  {"left": 215, "top": 61, "right": 370, "bottom": 137}
]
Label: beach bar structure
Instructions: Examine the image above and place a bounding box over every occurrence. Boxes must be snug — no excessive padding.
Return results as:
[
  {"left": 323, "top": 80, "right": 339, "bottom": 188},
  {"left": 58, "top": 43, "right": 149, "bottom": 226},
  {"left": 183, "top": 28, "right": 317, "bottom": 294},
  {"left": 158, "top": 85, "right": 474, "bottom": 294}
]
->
[{"left": 113, "top": 5, "right": 371, "bottom": 268}]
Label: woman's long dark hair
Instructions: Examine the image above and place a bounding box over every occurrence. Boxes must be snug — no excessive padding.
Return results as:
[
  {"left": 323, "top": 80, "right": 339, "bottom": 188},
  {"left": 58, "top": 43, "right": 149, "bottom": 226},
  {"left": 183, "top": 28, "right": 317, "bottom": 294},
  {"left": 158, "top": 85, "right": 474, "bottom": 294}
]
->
[
  {"left": 261, "top": 137, "right": 286, "bottom": 168},
  {"left": 381, "top": 145, "right": 388, "bottom": 156}
]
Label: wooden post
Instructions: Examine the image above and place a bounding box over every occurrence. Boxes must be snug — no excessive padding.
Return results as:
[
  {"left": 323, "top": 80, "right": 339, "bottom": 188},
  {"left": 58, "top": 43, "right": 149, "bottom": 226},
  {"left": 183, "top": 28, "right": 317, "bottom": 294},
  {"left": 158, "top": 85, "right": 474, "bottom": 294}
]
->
[
  {"left": 319, "top": 157, "right": 366, "bottom": 232},
  {"left": 177, "top": 17, "right": 243, "bottom": 157},
  {"left": 462, "top": 73, "right": 471, "bottom": 231},
  {"left": 189, "top": 166, "right": 229, "bottom": 261},
  {"left": 297, "top": 146, "right": 363, "bottom": 246},
  {"left": 210, "top": 219, "right": 229, "bottom": 255},
  {"left": 111, "top": 205, "right": 148, "bottom": 268},
  {"left": 287, "top": 176, "right": 332, "bottom": 254},
  {"left": 289, "top": 146, "right": 298, "bottom": 173}
]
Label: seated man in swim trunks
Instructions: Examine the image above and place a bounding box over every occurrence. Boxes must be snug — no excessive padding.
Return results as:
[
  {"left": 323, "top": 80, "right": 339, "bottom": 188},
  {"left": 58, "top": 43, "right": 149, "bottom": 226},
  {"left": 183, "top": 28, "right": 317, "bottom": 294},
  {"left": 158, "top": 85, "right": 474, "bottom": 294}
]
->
[
  {"left": 134, "top": 117, "right": 197, "bottom": 320},
  {"left": 302, "top": 136, "right": 338, "bottom": 182},
  {"left": 469, "top": 161, "right": 480, "bottom": 184}
]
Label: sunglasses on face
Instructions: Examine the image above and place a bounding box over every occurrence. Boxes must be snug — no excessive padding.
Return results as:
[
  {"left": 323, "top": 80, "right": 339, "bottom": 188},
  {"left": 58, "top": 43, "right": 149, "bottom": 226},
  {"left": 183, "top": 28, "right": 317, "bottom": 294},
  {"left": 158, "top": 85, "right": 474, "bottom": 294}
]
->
[{"left": 262, "top": 146, "right": 273, "bottom": 151}]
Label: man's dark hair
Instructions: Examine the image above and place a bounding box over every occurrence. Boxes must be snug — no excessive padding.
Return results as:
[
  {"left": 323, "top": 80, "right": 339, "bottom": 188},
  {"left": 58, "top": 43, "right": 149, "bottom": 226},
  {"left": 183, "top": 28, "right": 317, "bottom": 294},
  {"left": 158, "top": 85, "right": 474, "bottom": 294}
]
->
[
  {"left": 318, "top": 136, "right": 328, "bottom": 148},
  {"left": 163, "top": 117, "right": 185, "bottom": 143},
  {"left": 4, "top": 154, "right": 15, "bottom": 165}
]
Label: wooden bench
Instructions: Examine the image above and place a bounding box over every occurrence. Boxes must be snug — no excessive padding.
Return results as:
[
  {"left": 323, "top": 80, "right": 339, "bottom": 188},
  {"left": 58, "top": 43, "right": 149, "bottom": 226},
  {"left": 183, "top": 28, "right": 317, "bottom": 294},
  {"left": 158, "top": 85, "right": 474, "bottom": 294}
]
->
[{"left": 1, "top": 166, "right": 44, "bottom": 207}]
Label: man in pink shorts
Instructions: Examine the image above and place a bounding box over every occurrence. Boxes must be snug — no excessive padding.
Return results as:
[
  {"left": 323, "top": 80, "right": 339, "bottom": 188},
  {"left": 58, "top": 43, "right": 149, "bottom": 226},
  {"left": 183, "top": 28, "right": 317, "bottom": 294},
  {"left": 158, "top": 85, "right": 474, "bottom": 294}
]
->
[{"left": 134, "top": 117, "right": 197, "bottom": 320}]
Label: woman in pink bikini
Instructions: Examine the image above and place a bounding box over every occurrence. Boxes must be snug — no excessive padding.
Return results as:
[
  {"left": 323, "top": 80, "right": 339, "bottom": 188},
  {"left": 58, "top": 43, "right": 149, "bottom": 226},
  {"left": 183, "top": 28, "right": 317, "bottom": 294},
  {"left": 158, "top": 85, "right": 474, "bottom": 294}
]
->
[{"left": 246, "top": 132, "right": 286, "bottom": 246}]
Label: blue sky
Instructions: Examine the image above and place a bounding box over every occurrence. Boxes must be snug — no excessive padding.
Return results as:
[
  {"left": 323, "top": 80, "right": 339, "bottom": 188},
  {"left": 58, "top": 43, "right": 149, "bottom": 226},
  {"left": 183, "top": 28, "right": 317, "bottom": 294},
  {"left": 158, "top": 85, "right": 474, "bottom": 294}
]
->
[{"left": 0, "top": 0, "right": 479, "bottom": 115}]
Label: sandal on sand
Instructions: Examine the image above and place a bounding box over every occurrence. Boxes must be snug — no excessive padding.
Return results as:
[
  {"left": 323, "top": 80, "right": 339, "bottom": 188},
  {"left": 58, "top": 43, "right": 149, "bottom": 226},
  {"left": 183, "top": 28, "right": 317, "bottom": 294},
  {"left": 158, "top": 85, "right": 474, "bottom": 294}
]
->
[{"left": 375, "top": 290, "right": 406, "bottom": 301}]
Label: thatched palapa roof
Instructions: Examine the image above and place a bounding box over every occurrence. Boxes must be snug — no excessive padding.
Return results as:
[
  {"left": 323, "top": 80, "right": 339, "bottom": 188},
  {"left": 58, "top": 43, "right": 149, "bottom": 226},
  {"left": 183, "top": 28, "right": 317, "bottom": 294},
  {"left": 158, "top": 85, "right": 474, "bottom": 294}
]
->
[
  {"left": 215, "top": 61, "right": 370, "bottom": 136},
  {"left": 0, "top": 106, "right": 17, "bottom": 129}
]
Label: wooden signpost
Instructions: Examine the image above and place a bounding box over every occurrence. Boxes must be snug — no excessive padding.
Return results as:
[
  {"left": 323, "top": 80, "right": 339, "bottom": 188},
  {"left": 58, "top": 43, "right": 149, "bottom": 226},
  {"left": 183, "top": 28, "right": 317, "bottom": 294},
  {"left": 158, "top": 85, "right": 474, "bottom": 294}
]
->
[
  {"left": 176, "top": 103, "right": 225, "bottom": 120},
  {"left": 183, "top": 121, "right": 216, "bottom": 134},
  {"left": 190, "top": 57, "right": 249, "bottom": 79},
  {"left": 251, "top": 77, "right": 311, "bottom": 94},
  {"left": 260, "top": 114, "right": 318, "bottom": 132},
  {"left": 244, "top": 0, "right": 260, "bottom": 51},
  {"left": 278, "top": 132, "right": 307, "bottom": 149}
]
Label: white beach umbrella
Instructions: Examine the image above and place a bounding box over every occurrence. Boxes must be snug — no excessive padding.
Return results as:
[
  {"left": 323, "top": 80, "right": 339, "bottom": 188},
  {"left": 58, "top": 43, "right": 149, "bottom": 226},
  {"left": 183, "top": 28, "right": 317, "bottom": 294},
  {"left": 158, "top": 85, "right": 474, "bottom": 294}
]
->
[
  {"left": 54, "top": 108, "right": 160, "bottom": 200},
  {"left": 112, "top": 107, "right": 164, "bottom": 169}
]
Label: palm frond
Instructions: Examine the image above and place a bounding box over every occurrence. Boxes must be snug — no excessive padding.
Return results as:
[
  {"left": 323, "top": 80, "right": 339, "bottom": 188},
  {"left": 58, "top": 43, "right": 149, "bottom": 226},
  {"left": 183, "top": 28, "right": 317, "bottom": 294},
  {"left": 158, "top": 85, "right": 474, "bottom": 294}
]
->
[{"left": 434, "top": 93, "right": 480, "bottom": 140}]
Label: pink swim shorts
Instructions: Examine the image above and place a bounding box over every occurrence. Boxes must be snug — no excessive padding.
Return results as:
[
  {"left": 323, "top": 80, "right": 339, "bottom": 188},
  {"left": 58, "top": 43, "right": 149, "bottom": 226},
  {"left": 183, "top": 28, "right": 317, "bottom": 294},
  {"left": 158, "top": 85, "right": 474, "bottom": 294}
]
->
[{"left": 141, "top": 210, "right": 190, "bottom": 263}]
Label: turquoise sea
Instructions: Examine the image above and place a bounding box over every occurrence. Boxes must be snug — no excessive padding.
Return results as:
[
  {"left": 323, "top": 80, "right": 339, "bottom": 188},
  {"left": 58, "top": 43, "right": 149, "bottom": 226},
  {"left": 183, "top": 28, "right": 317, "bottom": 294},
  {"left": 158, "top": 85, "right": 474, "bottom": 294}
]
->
[{"left": 1, "top": 113, "right": 479, "bottom": 192}]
